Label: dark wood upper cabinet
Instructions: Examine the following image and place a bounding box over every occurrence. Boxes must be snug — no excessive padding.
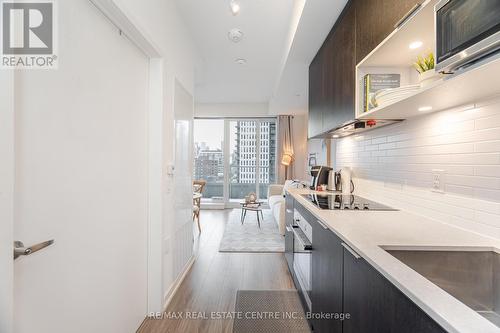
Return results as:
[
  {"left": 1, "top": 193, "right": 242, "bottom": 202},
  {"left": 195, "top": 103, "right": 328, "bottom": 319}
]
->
[
  {"left": 308, "top": 54, "right": 323, "bottom": 138},
  {"left": 322, "top": 2, "right": 356, "bottom": 132},
  {"left": 355, "top": 0, "right": 422, "bottom": 64},
  {"left": 308, "top": 2, "right": 356, "bottom": 138},
  {"left": 308, "top": 0, "right": 423, "bottom": 137}
]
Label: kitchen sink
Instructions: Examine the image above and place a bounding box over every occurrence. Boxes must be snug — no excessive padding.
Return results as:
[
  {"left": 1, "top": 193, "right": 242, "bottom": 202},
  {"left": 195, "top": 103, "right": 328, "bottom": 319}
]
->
[{"left": 385, "top": 248, "right": 500, "bottom": 328}]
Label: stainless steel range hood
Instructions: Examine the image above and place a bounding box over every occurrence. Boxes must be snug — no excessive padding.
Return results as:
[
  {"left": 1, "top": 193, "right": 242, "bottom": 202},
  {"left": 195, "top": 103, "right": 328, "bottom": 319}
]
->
[{"left": 313, "top": 119, "right": 402, "bottom": 139}]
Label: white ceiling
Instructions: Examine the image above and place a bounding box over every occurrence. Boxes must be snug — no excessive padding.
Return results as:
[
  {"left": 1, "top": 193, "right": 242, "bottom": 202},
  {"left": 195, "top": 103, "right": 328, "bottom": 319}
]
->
[
  {"left": 269, "top": 0, "right": 348, "bottom": 115},
  {"left": 175, "top": 0, "right": 348, "bottom": 110}
]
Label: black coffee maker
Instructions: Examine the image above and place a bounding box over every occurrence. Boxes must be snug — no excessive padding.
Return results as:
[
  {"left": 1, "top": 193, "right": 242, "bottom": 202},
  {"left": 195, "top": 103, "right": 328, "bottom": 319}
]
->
[{"left": 309, "top": 166, "right": 332, "bottom": 190}]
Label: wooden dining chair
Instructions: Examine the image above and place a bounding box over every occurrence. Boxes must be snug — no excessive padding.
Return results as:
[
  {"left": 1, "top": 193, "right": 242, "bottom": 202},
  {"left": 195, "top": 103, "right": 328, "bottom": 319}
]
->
[{"left": 193, "top": 180, "right": 207, "bottom": 233}]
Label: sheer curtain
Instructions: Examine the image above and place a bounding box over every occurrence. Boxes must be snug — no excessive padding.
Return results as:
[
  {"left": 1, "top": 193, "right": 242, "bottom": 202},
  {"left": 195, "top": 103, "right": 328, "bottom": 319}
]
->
[{"left": 277, "top": 115, "right": 295, "bottom": 183}]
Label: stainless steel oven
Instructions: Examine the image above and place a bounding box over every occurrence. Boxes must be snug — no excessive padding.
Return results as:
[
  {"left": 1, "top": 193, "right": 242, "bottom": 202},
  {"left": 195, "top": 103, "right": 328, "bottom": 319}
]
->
[
  {"left": 285, "top": 210, "right": 313, "bottom": 312},
  {"left": 435, "top": 0, "right": 500, "bottom": 73}
]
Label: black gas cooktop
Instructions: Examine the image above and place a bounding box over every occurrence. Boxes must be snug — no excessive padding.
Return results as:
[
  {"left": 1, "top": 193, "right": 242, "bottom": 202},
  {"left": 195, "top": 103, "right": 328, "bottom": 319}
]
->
[{"left": 301, "top": 193, "right": 397, "bottom": 211}]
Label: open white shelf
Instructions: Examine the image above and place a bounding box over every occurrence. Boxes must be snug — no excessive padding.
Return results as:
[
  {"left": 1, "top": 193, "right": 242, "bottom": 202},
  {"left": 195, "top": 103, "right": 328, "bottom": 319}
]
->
[
  {"left": 354, "top": 0, "right": 500, "bottom": 121},
  {"left": 358, "top": 56, "right": 500, "bottom": 120}
]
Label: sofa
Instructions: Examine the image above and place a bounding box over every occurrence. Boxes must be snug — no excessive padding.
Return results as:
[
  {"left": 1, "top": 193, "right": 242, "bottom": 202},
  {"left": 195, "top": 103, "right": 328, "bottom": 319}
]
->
[{"left": 267, "top": 180, "right": 300, "bottom": 236}]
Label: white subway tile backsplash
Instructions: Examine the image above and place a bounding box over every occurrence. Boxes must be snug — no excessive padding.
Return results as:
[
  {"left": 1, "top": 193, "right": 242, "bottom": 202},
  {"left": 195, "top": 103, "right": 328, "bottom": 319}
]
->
[
  {"left": 474, "top": 188, "right": 500, "bottom": 202},
  {"left": 371, "top": 150, "right": 387, "bottom": 157},
  {"left": 475, "top": 140, "right": 500, "bottom": 153},
  {"left": 365, "top": 144, "right": 379, "bottom": 151},
  {"left": 446, "top": 175, "right": 500, "bottom": 190},
  {"left": 379, "top": 142, "right": 397, "bottom": 150},
  {"left": 445, "top": 184, "right": 474, "bottom": 197},
  {"left": 387, "top": 133, "right": 411, "bottom": 142},
  {"left": 371, "top": 137, "right": 387, "bottom": 145},
  {"left": 450, "top": 153, "right": 500, "bottom": 165},
  {"left": 474, "top": 166, "right": 500, "bottom": 177},
  {"left": 471, "top": 128, "right": 500, "bottom": 142},
  {"left": 475, "top": 114, "right": 500, "bottom": 130},
  {"left": 334, "top": 98, "right": 500, "bottom": 240}
]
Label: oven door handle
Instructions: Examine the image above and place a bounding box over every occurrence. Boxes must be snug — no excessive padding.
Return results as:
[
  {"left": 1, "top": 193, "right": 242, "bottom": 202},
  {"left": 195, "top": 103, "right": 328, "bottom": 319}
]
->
[{"left": 292, "top": 227, "right": 312, "bottom": 251}]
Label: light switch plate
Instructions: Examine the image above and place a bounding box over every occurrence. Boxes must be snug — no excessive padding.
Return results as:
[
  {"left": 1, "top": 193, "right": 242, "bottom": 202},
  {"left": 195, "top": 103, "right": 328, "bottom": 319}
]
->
[{"left": 165, "top": 164, "right": 175, "bottom": 176}]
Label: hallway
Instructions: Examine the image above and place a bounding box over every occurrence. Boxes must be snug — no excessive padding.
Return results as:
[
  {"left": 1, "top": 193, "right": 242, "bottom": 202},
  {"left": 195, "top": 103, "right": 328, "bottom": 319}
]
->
[{"left": 138, "top": 210, "right": 295, "bottom": 333}]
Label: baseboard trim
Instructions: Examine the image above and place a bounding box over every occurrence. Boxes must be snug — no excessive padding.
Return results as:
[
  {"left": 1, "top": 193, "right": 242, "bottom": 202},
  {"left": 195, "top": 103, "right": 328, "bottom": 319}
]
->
[{"left": 162, "top": 255, "right": 195, "bottom": 310}]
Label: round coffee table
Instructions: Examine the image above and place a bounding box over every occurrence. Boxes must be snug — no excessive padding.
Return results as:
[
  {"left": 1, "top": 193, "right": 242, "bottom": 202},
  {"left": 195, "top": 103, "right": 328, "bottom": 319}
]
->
[{"left": 240, "top": 201, "right": 264, "bottom": 228}]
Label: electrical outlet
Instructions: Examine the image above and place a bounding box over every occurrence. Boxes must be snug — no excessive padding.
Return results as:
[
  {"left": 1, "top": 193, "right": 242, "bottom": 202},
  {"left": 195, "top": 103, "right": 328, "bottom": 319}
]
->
[{"left": 432, "top": 169, "right": 445, "bottom": 193}]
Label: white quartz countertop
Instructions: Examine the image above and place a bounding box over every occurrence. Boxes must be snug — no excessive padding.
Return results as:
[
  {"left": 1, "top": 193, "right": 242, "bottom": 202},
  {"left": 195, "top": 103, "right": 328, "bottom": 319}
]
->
[{"left": 288, "top": 188, "right": 500, "bottom": 333}]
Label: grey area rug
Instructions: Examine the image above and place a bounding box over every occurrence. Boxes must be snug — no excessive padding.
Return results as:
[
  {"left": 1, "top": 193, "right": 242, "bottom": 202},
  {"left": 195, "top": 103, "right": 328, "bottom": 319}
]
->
[
  {"left": 219, "top": 209, "right": 284, "bottom": 253},
  {"left": 232, "top": 290, "right": 311, "bottom": 333}
]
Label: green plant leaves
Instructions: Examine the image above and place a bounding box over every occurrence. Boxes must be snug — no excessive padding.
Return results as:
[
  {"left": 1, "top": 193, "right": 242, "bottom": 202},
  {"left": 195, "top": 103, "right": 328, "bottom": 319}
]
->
[{"left": 414, "top": 53, "right": 435, "bottom": 73}]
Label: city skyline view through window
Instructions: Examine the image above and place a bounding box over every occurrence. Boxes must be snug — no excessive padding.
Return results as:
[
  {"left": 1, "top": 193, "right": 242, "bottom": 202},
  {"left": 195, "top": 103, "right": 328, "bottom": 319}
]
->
[{"left": 193, "top": 118, "right": 277, "bottom": 206}]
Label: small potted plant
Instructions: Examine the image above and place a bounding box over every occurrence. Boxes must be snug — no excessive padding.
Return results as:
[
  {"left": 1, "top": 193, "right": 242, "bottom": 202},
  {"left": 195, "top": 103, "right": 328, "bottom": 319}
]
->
[{"left": 414, "top": 53, "right": 441, "bottom": 88}]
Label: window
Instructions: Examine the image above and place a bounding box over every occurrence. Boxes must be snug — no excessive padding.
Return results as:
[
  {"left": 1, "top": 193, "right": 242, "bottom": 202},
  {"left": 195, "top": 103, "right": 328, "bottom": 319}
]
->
[
  {"left": 193, "top": 119, "right": 224, "bottom": 201},
  {"left": 193, "top": 118, "right": 277, "bottom": 206}
]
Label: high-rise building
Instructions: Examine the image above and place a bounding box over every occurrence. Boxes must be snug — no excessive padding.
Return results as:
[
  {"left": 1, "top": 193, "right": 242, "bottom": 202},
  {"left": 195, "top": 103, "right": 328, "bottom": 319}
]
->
[
  {"left": 233, "top": 121, "right": 276, "bottom": 184},
  {"left": 193, "top": 143, "right": 224, "bottom": 182}
]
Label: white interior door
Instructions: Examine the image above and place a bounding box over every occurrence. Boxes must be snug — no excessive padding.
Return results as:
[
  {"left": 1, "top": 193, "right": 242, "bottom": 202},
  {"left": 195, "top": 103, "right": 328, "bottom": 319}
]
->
[
  {"left": 10, "top": 1, "right": 150, "bottom": 332},
  {"left": 170, "top": 79, "right": 194, "bottom": 274},
  {"left": 0, "top": 69, "right": 15, "bottom": 333}
]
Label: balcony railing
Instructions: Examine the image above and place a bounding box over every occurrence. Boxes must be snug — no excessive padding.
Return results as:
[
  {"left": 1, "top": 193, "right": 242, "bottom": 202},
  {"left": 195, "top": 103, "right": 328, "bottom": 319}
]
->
[{"left": 202, "top": 182, "right": 272, "bottom": 200}]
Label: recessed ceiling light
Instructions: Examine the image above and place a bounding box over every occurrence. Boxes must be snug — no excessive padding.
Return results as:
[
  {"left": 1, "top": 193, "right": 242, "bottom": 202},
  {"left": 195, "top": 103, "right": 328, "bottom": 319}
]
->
[
  {"left": 332, "top": 134, "right": 340, "bottom": 138},
  {"left": 228, "top": 28, "right": 243, "bottom": 43},
  {"left": 409, "top": 41, "right": 423, "bottom": 49},
  {"left": 235, "top": 58, "right": 247, "bottom": 65},
  {"left": 418, "top": 106, "right": 433, "bottom": 112},
  {"left": 230, "top": 0, "right": 240, "bottom": 15}
]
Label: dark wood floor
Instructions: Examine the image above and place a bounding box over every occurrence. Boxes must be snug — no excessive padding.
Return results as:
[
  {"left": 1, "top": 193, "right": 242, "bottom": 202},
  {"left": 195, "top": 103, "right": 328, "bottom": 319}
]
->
[{"left": 138, "top": 209, "right": 295, "bottom": 333}]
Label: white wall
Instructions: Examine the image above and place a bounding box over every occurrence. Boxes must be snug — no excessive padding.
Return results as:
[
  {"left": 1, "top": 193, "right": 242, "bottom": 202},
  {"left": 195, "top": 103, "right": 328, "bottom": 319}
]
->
[
  {"left": 334, "top": 97, "right": 500, "bottom": 240},
  {"left": 115, "top": 0, "right": 198, "bottom": 307},
  {"left": 195, "top": 102, "right": 270, "bottom": 118},
  {"left": 13, "top": 0, "right": 149, "bottom": 332}
]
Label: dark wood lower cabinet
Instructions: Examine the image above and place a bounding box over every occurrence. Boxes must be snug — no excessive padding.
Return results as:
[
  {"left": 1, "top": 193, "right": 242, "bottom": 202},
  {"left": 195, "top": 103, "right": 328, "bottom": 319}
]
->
[
  {"left": 284, "top": 193, "right": 295, "bottom": 274},
  {"left": 287, "top": 199, "right": 446, "bottom": 333},
  {"left": 343, "top": 249, "right": 447, "bottom": 333},
  {"left": 310, "top": 219, "right": 343, "bottom": 333}
]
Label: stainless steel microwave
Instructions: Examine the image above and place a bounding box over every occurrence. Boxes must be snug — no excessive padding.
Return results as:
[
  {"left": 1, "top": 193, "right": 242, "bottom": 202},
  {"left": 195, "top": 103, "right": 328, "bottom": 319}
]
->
[{"left": 435, "top": 0, "right": 500, "bottom": 73}]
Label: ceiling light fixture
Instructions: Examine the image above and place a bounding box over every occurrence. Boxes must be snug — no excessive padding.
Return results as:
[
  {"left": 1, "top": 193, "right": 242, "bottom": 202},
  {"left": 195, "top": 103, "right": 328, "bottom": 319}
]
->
[
  {"left": 418, "top": 106, "right": 433, "bottom": 112},
  {"left": 409, "top": 41, "right": 423, "bottom": 50},
  {"left": 230, "top": 0, "right": 240, "bottom": 15},
  {"left": 332, "top": 135, "right": 340, "bottom": 138},
  {"left": 235, "top": 58, "right": 247, "bottom": 65}
]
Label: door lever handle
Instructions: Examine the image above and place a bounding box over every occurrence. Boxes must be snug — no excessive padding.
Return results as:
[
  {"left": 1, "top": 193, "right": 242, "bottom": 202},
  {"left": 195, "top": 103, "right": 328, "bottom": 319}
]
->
[{"left": 14, "top": 240, "right": 54, "bottom": 260}]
